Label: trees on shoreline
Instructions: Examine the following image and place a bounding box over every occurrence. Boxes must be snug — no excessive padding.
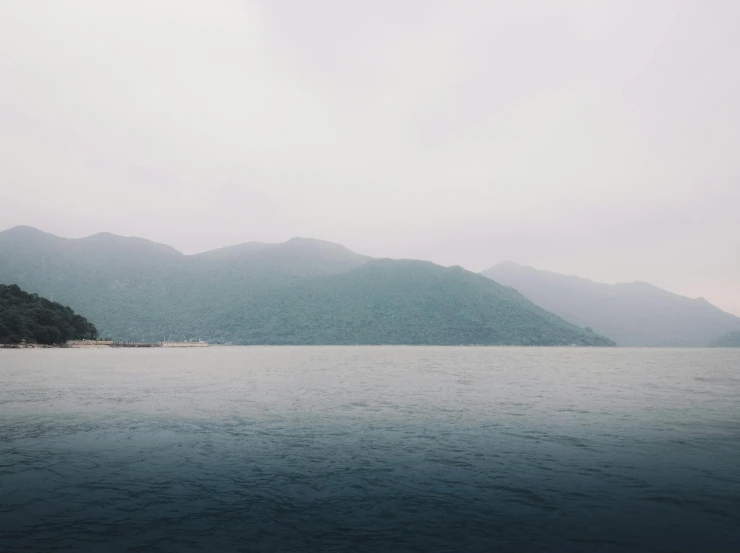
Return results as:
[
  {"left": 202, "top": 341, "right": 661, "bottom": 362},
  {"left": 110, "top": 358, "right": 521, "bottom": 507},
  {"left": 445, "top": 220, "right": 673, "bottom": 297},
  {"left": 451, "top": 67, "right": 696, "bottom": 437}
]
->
[{"left": 0, "top": 284, "right": 97, "bottom": 345}]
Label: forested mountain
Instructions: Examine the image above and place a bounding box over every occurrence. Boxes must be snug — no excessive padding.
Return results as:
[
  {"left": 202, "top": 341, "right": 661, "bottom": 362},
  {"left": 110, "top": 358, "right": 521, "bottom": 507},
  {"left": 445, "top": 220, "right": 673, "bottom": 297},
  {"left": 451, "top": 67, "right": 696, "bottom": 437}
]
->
[
  {"left": 0, "top": 226, "right": 612, "bottom": 346},
  {"left": 707, "top": 331, "right": 740, "bottom": 347},
  {"left": 0, "top": 284, "right": 97, "bottom": 344},
  {"left": 201, "top": 259, "right": 614, "bottom": 345},
  {"left": 483, "top": 261, "right": 740, "bottom": 347}
]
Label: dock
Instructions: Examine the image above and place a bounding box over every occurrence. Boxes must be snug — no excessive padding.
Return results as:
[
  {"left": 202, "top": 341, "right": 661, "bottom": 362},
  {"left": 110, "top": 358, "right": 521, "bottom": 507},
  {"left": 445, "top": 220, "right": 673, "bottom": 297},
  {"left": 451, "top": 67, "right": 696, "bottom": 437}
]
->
[
  {"left": 111, "top": 341, "right": 161, "bottom": 348},
  {"left": 66, "top": 340, "right": 209, "bottom": 348}
]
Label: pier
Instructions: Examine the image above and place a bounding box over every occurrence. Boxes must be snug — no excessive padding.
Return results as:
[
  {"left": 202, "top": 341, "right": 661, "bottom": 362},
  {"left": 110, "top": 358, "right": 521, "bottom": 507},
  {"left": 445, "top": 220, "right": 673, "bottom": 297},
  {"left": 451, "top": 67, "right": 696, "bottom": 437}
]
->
[
  {"left": 65, "top": 340, "right": 210, "bottom": 348},
  {"left": 111, "top": 341, "right": 162, "bottom": 348}
]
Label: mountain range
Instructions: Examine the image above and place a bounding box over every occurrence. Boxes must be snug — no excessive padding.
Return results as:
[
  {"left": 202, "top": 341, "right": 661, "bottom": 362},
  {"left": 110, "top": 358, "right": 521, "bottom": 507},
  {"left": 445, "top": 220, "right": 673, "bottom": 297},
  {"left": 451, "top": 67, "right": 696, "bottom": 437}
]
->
[
  {"left": 0, "top": 226, "right": 613, "bottom": 346},
  {"left": 483, "top": 261, "right": 740, "bottom": 347}
]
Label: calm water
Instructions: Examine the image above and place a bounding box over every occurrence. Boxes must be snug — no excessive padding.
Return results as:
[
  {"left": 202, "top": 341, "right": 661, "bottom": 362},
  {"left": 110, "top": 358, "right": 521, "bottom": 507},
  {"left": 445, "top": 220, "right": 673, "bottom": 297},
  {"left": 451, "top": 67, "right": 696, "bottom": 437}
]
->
[{"left": 1, "top": 347, "right": 739, "bottom": 552}]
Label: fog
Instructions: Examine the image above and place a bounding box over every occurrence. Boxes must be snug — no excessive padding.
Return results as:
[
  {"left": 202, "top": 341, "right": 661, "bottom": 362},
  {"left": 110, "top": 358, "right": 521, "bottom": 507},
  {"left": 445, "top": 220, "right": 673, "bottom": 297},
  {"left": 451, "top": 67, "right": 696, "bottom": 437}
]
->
[{"left": 1, "top": 1, "right": 738, "bottom": 314}]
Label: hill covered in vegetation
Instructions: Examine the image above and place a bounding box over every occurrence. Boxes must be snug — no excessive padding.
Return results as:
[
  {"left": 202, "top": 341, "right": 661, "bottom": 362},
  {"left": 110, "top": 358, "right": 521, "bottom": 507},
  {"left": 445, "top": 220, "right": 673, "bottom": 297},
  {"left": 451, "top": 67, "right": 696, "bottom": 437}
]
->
[
  {"left": 707, "top": 331, "right": 740, "bottom": 347},
  {"left": 0, "top": 284, "right": 98, "bottom": 344},
  {"left": 0, "top": 226, "right": 613, "bottom": 346},
  {"left": 199, "top": 259, "right": 615, "bottom": 345}
]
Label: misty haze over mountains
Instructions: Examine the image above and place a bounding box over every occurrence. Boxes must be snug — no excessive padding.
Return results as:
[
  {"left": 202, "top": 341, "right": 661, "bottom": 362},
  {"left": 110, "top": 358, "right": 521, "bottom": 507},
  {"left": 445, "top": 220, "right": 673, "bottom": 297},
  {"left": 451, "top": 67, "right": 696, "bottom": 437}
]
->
[
  {"left": 0, "top": 226, "right": 612, "bottom": 346},
  {"left": 2, "top": 225, "right": 737, "bottom": 347},
  {"left": 484, "top": 262, "right": 740, "bottom": 347},
  {"left": 2, "top": 1, "right": 739, "bottom": 318}
]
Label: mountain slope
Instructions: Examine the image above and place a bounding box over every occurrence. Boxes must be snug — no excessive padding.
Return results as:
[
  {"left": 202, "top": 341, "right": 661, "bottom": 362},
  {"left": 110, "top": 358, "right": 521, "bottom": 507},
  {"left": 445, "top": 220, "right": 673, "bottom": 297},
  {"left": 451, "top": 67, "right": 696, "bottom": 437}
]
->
[
  {"left": 483, "top": 262, "right": 740, "bottom": 347},
  {"left": 0, "top": 227, "right": 611, "bottom": 345},
  {"left": 0, "top": 226, "right": 188, "bottom": 338},
  {"left": 707, "top": 331, "right": 740, "bottom": 347},
  {"left": 198, "top": 259, "right": 614, "bottom": 345}
]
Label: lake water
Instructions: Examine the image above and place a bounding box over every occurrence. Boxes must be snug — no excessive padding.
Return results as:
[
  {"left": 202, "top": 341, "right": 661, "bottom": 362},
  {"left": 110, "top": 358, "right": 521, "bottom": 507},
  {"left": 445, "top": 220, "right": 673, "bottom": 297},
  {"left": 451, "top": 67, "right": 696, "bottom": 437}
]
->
[{"left": 1, "top": 347, "right": 739, "bottom": 552}]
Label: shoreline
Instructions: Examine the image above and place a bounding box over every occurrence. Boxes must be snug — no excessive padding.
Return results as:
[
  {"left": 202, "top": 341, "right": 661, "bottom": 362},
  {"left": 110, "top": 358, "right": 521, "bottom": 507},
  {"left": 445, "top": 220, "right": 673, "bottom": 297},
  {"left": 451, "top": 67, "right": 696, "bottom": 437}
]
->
[{"left": 1, "top": 341, "right": 211, "bottom": 349}]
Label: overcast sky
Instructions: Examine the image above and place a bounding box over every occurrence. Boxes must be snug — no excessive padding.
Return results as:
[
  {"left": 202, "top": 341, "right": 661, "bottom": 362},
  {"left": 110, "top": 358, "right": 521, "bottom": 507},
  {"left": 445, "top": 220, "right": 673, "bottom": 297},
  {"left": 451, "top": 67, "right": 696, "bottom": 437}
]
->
[{"left": 1, "top": 1, "right": 739, "bottom": 314}]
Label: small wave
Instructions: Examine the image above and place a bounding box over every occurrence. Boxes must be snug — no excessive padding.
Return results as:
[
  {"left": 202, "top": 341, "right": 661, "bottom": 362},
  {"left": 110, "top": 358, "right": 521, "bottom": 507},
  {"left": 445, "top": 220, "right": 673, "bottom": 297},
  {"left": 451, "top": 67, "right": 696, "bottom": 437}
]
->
[{"left": 639, "top": 495, "right": 685, "bottom": 506}]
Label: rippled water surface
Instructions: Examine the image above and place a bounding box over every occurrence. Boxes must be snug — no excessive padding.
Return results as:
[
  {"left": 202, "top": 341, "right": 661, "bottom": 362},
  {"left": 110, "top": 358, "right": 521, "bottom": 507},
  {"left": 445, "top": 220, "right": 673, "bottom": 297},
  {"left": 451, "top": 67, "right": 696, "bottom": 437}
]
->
[{"left": 1, "top": 347, "right": 739, "bottom": 552}]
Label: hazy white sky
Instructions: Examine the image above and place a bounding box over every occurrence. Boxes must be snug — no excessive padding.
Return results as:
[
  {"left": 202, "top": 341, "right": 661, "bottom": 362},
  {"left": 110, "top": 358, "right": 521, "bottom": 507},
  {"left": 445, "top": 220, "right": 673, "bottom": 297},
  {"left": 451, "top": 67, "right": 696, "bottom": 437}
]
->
[{"left": 1, "top": 1, "right": 739, "bottom": 314}]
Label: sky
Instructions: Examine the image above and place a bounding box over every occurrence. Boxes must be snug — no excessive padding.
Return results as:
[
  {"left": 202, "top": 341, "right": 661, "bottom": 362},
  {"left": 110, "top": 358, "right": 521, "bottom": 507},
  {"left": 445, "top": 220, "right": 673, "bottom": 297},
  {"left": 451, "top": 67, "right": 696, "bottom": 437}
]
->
[{"left": 1, "top": 0, "right": 739, "bottom": 315}]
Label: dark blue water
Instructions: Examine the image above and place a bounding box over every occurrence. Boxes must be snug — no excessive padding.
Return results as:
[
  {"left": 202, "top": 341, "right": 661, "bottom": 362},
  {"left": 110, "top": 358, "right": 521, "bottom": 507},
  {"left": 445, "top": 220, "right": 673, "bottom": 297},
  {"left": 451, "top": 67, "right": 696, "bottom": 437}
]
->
[{"left": 1, "top": 347, "right": 739, "bottom": 552}]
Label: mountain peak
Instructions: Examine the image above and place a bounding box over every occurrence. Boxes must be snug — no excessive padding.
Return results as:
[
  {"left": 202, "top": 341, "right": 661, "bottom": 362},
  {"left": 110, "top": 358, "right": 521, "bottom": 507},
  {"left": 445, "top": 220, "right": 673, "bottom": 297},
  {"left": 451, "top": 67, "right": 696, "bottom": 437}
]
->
[
  {"left": 487, "top": 259, "right": 532, "bottom": 271},
  {"left": 1, "top": 225, "right": 58, "bottom": 239},
  {"left": 273, "top": 237, "right": 368, "bottom": 259},
  {"left": 282, "top": 236, "right": 352, "bottom": 249},
  {"left": 4, "top": 225, "right": 40, "bottom": 233},
  {"left": 80, "top": 232, "right": 182, "bottom": 256}
]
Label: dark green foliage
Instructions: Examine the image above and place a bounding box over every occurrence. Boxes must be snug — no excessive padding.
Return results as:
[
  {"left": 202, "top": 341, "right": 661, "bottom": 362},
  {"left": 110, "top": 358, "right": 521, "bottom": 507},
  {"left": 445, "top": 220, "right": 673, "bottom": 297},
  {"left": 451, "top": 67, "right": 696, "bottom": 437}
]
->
[
  {"left": 0, "top": 226, "right": 614, "bottom": 346},
  {"left": 0, "top": 284, "right": 98, "bottom": 344},
  {"left": 707, "top": 331, "right": 740, "bottom": 347}
]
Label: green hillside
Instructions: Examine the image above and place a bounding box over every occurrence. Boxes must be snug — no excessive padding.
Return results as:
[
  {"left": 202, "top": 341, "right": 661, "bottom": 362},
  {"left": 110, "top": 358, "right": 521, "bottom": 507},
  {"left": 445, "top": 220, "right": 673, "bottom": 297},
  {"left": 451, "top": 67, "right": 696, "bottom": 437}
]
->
[
  {"left": 195, "top": 259, "right": 614, "bottom": 345},
  {"left": 0, "top": 284, "right": 98, "bottom": 344},
  {"left": 0, "top": 226, "right": 614, "bottom": 346}
]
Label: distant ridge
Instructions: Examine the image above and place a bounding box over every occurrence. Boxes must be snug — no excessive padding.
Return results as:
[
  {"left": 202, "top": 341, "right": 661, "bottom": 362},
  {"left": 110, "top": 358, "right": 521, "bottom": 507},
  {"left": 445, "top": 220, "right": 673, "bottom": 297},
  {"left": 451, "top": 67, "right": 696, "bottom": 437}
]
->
[
  {"left": 0, "top": 226, "right": 612, "bottom": 346},
  {"left": 1, "top": 225, "right": 183, "bottom": 256},
  {"left": 483, "top": 262, "right": 740, "bottom": 347}
]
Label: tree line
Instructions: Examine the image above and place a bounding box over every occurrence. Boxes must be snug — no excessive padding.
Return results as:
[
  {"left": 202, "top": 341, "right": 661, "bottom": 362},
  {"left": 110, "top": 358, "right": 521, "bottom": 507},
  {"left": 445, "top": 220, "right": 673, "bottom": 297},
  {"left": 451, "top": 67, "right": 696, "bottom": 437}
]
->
[{"left": 0, "top": 284, "right": 98, "bottom": 344}]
